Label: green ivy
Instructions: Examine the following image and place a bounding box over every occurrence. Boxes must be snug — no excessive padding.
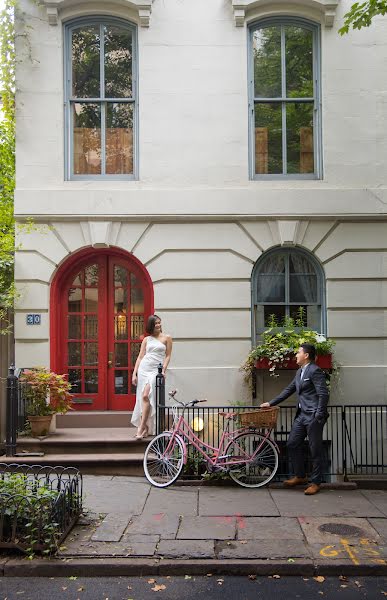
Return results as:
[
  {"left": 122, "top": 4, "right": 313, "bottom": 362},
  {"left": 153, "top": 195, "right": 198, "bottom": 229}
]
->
[
  {"left": 0, "top": 0, "right": 16, "bottom": 333},
  {"left": 339, "top": 0, "right": 387, "bottom": 34}
]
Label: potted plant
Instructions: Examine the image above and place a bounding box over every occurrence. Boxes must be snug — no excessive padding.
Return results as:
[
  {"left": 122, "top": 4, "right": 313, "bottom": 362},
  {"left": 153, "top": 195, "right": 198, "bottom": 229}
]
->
[
  {"left": 241, "top": 308, "right": 335, "bottom": 384},
  {"left": 21, "top": 368, "right": 73, "bottom": 437}
]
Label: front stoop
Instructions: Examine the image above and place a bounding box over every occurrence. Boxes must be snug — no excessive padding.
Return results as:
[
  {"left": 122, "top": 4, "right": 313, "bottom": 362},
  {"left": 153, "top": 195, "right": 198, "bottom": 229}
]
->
[{"left": 0, "top": 427, "right": 149, "bottom": 475}]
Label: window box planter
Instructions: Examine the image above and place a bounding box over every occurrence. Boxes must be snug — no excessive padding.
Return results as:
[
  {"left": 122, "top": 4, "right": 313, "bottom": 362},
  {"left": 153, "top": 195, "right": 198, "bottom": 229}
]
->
[
  {"left": 0, "top": 464, "right": 82, "bottom": 556},
  {"left": 255, "top": 354, "right": 333, "bottom": 370}
]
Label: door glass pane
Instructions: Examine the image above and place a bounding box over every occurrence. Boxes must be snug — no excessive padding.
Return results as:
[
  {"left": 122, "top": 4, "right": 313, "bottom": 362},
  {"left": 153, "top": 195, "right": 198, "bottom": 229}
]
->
[
  {"left": 285, "top": 26, "right": 313, "bottom": 98},
  {"left": 114, "top": 265, "right": 128, "bottom": 286},
  {"left": 84, "top": 264, "right": 99, "bottom": 286},
  {"left": 130, "top": 273, "right": 139, "bottom": 286},
  {"left": 286, "top": 103, "right": 314, "bottom": 174},
  {"left": 254, "top": 103, "right": 282, "bottom": 174},
  {"left": 115, "top": 287, "right": 128, "bottom": 313},
  {"left": 106, "top": 103, "right": 134, "bottom": 175},
  {"left": 115, "top": 343, "right": 128, "bottom": 367},
  {"left": 73, "top": 103, "right": 101, "bottom": 175},
  {"left": 72, "top": 25, "right": 100, "bottom": 98},
  {"left": 114, "top": 370, "right": 128, "bottom": 394},
  {"left": 68, "top": 342, "right": 81, "bottom": 366},
  {"left": 253, "top": 26, "right": 282, "bottom": 98},
  {"left": 131, "top": 315, "right": 144, "bottom": 339},
  {"left": 84, "top": 342, "right": 98, "bottom": 365},
  {"left": 85, "top": 288, "right": 98, "bottom": 312},
  {"left": 85, "top": 369, "right": 98, "bottom": 393},
  {"left": 130, "top": 342, "right": 141, "bottom": 367},
  {"left": 72, "top": 272, "right": 82, "bottom": 285},
  {"left": 104, "top": 25, "right": 132, "bottom": 98},
  {"left": 68, "top": 369, "right": 82, "bottom": 393},
  {"left": 115, "top": 315, "right": 127, "bottom": 339},
  {"left": 68, "top": 288, "right": 82, "bottom": 312},
  {"left": 131, "top": 287, "right": 144, "bottom": 312},
  {"left": 85, "top": 315, "right": 98, "bottom": 339},
  {"left": 68, "top": 315, "right": 81, "bottom": 339}
]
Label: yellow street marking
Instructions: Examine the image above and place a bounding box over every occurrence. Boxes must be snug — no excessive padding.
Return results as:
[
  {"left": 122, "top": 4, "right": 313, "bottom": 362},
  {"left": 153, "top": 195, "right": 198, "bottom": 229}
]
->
[
  {"left": 340, "top": 538, "right": 360, "bottom": 565},
  {"left": 320, "top": 545, "right": 339, "bottom": 558}
]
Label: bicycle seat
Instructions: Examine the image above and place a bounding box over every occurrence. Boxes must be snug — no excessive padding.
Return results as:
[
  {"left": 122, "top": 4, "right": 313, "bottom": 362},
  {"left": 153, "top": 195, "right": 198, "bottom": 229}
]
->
[{"left": 218, "top": 411, "right": 238, "bottom": 420}]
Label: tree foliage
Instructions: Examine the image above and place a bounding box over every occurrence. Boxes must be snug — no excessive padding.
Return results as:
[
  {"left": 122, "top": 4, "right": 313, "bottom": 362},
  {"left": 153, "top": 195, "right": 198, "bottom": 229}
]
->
[
  {"left": 339, "top": 0, "right": 387, "bottom": 34},
  {"left": 0, "top": 0, "right": 16, "bottom": 332}
]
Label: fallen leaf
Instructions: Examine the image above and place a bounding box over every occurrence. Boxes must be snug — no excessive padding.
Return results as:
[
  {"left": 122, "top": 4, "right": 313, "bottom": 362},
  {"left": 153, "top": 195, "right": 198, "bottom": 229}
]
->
[
  {"left": 127, "top": 586, "right": 132, "bottom": 590},
  {"left": 240, "top": 540, "right": 247, "bottom": 544},
  {"left": 381, "top": 592, "right": 387, "bottom": 596},
  {"left": 288, "top": 558, "right": 295, "bottom": 563},
  {"left": 318, "top": 593, "right": 324, "bottom": 596},
  {"left": 151, "top": 584, "right": 166, "bottom": 592},
  {"left": 248, "top": 575, "right": 257, "bottom": 580},
  {"left": 77, "top": 587, "right": 84, "bottom": 592},
  {"left": 314, "top": 576, "right": 325, "bottom": 583},
  {"left": 273, "top": 575, "right": 281, "bottom": 579},
  {"left": 62, "top": 587, "right": 68, "bottom": 591},
  {"left": 340, "top": 585, "right": 348, "bottom": 588},
  {"left": 339, "top": 575, "right": 347, "bottom": 581},
  {"left": 303, "top": 578, "right": 309, "bottom": 581},
  {"left": 148, "top": 579, "right": 156, "bottom": 584},
  {"left": 184, "top": 575, "right": 192, "bottom": 580},
  {"left": 206, "top": 573, "right": 213, "bottom": 577},
  {"left": 69, "top": 576, "right": 78, "bottom": 580},
  {"left": 355, "top": 581, "right": 363, "bottom": 588}
]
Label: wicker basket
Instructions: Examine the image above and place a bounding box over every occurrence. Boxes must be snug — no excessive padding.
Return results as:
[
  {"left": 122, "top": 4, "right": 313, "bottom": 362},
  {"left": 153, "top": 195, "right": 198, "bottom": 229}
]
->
[{"left": 239, "top": 407, "right": 279, "bottom": 429}]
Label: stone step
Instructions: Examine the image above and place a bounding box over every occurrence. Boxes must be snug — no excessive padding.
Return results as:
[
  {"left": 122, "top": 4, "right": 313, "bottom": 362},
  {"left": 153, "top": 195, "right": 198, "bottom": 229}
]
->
[
  {"left": 56, "top": 411, "right": 133, "bottom": 428},
  {"left": 0, "top": 453, "right": 145, "bottom": 476},
  {"left": 14, "top": 428, "right": 150, "bottom": 456}
]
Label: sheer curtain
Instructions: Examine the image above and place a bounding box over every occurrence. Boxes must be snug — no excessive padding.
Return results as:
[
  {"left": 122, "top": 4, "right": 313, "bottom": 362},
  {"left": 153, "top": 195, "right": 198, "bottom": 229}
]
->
[
  {"left": 257, "top": 254, "right": 285, "bottom": 302},
  {"left": 290, "top": 253, "right": 317, "bottom": 303}
]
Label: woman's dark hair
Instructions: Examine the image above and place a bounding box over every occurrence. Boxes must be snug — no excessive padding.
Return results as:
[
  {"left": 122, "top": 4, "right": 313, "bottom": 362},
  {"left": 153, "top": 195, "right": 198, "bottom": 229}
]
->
[
  {"left": 146, "top": 314, "right": 162, "bottom": 335},
  {"left": 300, "top": 343, "right": 316, "bottom": 361}
]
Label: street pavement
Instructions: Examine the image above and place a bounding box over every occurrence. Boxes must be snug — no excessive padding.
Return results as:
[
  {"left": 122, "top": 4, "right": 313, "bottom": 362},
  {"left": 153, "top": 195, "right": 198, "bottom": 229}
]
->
[{"left": 1, "top": 476, "right": 387, "bottom": 576}]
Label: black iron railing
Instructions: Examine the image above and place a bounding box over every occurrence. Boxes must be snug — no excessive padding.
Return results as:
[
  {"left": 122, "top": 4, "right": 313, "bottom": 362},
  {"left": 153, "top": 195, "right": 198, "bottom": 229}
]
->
[
  {"left": 5, "top": 366, "right": 28, "bottom": 457},
  {"left": 0, "top": 463, "right": 82, "bottom": 555},
  {"left": 155, "top": 374, "right": 387, "bottom": 482}
]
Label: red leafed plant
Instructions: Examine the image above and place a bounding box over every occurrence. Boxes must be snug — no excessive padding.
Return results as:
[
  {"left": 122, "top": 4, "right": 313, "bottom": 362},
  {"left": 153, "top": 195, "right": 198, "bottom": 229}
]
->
[{"left": 21, "top": 368, "right": 73, "bottom": 416}]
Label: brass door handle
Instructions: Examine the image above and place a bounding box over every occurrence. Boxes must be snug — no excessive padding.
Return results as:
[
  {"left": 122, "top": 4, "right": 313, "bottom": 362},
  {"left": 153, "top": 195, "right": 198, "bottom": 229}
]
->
[
  {"left": 107, "top": 360, "right": 113, "bottom": 367},
  {"left": 108, "top": 352, "right": 113, "bottom": 367}
]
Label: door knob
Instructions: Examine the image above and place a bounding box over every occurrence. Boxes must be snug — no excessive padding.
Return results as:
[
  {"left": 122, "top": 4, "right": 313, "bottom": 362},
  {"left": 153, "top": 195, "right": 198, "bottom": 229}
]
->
[{"left": 108, "top": 352, "right": 113, "bottom": 367}]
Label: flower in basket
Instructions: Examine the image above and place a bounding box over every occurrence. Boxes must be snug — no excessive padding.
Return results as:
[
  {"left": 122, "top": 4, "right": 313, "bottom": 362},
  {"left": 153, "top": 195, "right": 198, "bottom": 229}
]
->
[
  {"left": 241, "top": 308, "right": 335, "bottom": 382},
  {"left": 21, "top": 368, "right": 73, "bottom": 417}
]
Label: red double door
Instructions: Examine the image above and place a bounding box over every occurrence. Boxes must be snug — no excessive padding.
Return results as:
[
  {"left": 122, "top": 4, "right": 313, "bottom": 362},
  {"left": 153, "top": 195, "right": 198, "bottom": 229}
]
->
[{"left": 58, "top": 253, "right": 151, "bottom": 410}]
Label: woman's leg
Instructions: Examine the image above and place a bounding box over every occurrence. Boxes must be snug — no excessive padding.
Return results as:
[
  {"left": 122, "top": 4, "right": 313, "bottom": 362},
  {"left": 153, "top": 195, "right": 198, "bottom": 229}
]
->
[{"left": 138, "top": 383, "right": 151, "bottom": 435}]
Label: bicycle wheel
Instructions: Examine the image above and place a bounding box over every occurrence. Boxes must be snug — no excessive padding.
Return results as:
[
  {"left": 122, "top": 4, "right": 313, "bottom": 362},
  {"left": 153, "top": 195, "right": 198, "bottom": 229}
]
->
[
  {"left": 226, "top": 431, "right": 278, "bottom": 488},
  {"left": 143, "top": 432, "right": 184, "bottom": 488}
]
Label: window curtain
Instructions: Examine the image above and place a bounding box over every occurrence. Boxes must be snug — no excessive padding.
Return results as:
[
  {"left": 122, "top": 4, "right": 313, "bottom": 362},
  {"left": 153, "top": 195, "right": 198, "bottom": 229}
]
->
[
  {"left": 290, "top": 253, "right": 317, "bottom": 302},
  {"left": 257, "top": 254, "right": 285, "bottom": 302}
]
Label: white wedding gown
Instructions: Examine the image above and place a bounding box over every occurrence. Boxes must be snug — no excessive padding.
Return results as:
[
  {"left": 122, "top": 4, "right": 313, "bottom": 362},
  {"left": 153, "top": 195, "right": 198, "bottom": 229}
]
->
[{"left": 131, "top": 335, "right": 166, "bottom": 435}]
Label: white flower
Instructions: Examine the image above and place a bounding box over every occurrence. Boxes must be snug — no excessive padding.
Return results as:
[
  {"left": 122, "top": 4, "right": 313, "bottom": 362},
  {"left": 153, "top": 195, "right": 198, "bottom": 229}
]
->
[{"left": 316, "top": 334, "right": 326, "bottom": 343}]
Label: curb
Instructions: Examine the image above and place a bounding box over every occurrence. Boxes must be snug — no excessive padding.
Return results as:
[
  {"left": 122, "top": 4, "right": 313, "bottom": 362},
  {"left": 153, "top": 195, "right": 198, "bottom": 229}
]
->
[
  {"left": 175, "top": 480, "right": 358, "bottom": 490},
  {"left": 1, "top": 557, "right": 387, "bottom": 577}
]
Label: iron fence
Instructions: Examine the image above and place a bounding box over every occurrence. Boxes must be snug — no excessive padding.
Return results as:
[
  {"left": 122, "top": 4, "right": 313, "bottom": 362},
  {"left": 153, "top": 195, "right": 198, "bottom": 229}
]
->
[
  {"left": 155, "top": 376, "right": 387, "bottom": 482},
  {"left": 5, "top": 366, "right": 28, "bottom": 457}
]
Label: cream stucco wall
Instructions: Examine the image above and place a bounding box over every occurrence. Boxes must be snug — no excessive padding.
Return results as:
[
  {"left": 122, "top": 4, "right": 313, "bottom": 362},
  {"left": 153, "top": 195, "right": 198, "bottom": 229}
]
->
[{"left": 13, "top": 0, "right": 387, "bottom": 407}]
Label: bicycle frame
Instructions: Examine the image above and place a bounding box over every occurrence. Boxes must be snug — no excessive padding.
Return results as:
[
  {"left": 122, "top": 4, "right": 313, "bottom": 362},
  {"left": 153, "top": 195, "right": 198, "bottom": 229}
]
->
[{"left": 164, "top": 409, "right": 279, "bottom": 470}]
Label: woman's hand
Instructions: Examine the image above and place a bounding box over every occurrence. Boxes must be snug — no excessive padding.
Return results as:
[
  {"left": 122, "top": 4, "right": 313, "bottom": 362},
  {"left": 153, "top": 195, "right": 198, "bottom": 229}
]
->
[
  {"left": 162, "top": 370, "right": 166, "bottom": 378},
  {"left": 132, "top": 374, "right": 137, "bottom": 386},
  {"left": 260, "top": 402, "right": 271, "bottom": 409}
]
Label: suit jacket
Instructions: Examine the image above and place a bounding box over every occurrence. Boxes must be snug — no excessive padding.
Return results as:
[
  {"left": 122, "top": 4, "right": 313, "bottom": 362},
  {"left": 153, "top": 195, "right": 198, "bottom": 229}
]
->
[{"left": 269, "top": 362, "right": 329, "bottom": 422}]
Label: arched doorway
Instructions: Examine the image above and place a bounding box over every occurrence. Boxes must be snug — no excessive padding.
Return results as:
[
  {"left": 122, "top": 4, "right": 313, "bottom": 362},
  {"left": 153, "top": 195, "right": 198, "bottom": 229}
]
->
[{"left": 51, "top": 248, "right": 154, "bottom": 410}]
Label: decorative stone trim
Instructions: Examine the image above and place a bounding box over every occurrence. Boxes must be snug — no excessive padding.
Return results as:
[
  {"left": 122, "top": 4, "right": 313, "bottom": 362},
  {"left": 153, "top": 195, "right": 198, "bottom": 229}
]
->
[
  {"left": 231, "top": 0, "right": 339, "bottom": 27},
  {"left": 41, "top": 0, "right": 153, "bottom": 26}
]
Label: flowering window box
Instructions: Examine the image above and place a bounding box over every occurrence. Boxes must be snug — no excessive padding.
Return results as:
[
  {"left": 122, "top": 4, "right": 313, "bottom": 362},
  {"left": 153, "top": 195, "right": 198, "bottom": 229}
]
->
[{"left": 255, "top": 354, "right": 333, "bottom": 370}]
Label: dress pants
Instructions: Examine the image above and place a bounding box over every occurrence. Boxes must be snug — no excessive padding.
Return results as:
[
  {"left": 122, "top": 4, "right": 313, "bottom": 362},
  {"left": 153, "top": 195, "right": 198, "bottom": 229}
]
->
[{"left": 287, "top": 412, "right": 325, "bottom": 484}]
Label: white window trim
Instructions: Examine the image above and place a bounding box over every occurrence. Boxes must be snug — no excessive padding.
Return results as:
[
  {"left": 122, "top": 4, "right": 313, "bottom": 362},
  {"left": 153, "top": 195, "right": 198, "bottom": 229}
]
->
[
  {"left": 42, "top": 0, "right": 153, "bottom": 27},
  {"left": 231, "top": 0, "right": 339, "bottom": 27}
]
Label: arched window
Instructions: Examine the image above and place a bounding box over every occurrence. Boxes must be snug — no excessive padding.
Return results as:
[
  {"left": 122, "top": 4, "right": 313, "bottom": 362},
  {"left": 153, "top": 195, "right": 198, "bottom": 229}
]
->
[
  {"left": 249, "top": 18, "right": 321, "bottom": 179},
  {"left": 64, "top": 17, "right": 137, "bottom": 179},
  {"left": 252, "top": 247, "right": 325, "bottom": 341}
]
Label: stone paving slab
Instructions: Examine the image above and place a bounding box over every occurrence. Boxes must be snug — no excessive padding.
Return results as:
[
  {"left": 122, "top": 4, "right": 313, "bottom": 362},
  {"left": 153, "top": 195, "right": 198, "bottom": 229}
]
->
[
  {"left": 91, "top": 514, "right": 130, "bottom": 542},
  {"left": 298, "top": 516, "right": 381, "bottom": 544},
  {"left": 238, "top": 517, "right": 304, "bottom": 540},
  {"left": 58, "top": 540, "right": 157, "bottom": 557},
  {"left": 124, "top": 513, "right": 180, "bottom": 539},
  {"left": 368, "top": 518, "right": 387, "bottom": 541},
  {"left": 177, "top": 516, "right": 236, "bottom": 540},
  {"left": 360, "top": 490, "right": 387, "bottom": 517},
  {"left": 216, "top": 539, "right": 310, "bottom": 560},
  {"left": 83, "top": 476, "right": 149, "bottom": 516},
  {"left": 199, "top": 488, "right": 279, "bottom": 516},
  {"left": 308, "top": 541, "right": 387, "bottom": 563},
  {"left": 121, "top": 534, "right": 160, "bottom": 544},
  {"left": 270, "top": 489, "right": 385, "bottom": 517},
  {"left": 157, "top": 540, "right": 215, "bottom": 559},
  {"left": 143, "top": 487, "right": 199, "bottom": 516}
]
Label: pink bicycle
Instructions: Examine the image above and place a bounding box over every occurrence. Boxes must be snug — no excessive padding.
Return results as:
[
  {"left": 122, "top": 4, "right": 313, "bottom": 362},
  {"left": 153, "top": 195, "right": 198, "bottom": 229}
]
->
[{"left": 143, "top": 392, "right": 280, "bottom": 488}]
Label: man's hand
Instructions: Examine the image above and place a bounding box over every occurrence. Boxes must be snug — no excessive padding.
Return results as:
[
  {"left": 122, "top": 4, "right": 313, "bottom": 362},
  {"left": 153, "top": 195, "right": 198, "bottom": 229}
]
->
[{"left": 260, "top": 402, "right": 271, "bottom": 409}]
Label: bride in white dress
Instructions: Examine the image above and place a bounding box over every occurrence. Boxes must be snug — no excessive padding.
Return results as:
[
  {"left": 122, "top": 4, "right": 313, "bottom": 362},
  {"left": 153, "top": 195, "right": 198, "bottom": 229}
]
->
[{"left": 131, "top": 315, "right": 173, "bottom": 438}]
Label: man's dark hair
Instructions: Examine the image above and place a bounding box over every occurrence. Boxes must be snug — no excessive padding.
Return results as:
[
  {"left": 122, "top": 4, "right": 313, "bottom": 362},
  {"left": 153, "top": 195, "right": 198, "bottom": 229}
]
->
[{"left": 300, "top": 343, "right": 316, "bottom": 361}]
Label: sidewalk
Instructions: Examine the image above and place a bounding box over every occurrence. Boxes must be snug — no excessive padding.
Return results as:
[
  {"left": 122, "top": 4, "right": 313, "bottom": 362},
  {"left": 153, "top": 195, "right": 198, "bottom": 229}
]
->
[{"left": 1, "top": 476, "right": 387, "bottom": 576}]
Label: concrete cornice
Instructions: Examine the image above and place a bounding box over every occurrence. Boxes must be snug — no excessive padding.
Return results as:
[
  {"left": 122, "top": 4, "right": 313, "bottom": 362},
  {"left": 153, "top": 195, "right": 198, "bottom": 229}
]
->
[
  {"left": 231, "top": 0, "right": 340, "bottom": 27},
  {"left": 40, "top": 0, "right": 154, "bottom": 26}
]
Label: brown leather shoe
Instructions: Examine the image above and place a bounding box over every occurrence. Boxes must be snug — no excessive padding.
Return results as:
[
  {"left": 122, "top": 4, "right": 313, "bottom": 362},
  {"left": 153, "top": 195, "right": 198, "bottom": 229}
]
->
[
  {"left": 304, "top": 483, "right": 321, "bottom": 495},
  {"left": 283, "top": 476, "right": 308, "bottom": 487}
]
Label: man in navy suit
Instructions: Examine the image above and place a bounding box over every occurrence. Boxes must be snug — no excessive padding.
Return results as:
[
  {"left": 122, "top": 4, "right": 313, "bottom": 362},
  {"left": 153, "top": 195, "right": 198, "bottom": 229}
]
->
[{"left": 260, "top": 343, "right": 329, "bottom": 495}]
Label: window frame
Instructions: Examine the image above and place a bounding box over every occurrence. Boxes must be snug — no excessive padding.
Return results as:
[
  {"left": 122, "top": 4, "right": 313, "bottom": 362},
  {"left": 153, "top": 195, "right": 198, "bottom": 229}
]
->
[
  {"left": 248, "top": 17, "right": 322, "bottom": 180},
  {"left": 251, "top": 246, "right": 326, "bottom": 344},
  {"left": 64, "top": 16, "right": 138, "bottom": 181}
]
